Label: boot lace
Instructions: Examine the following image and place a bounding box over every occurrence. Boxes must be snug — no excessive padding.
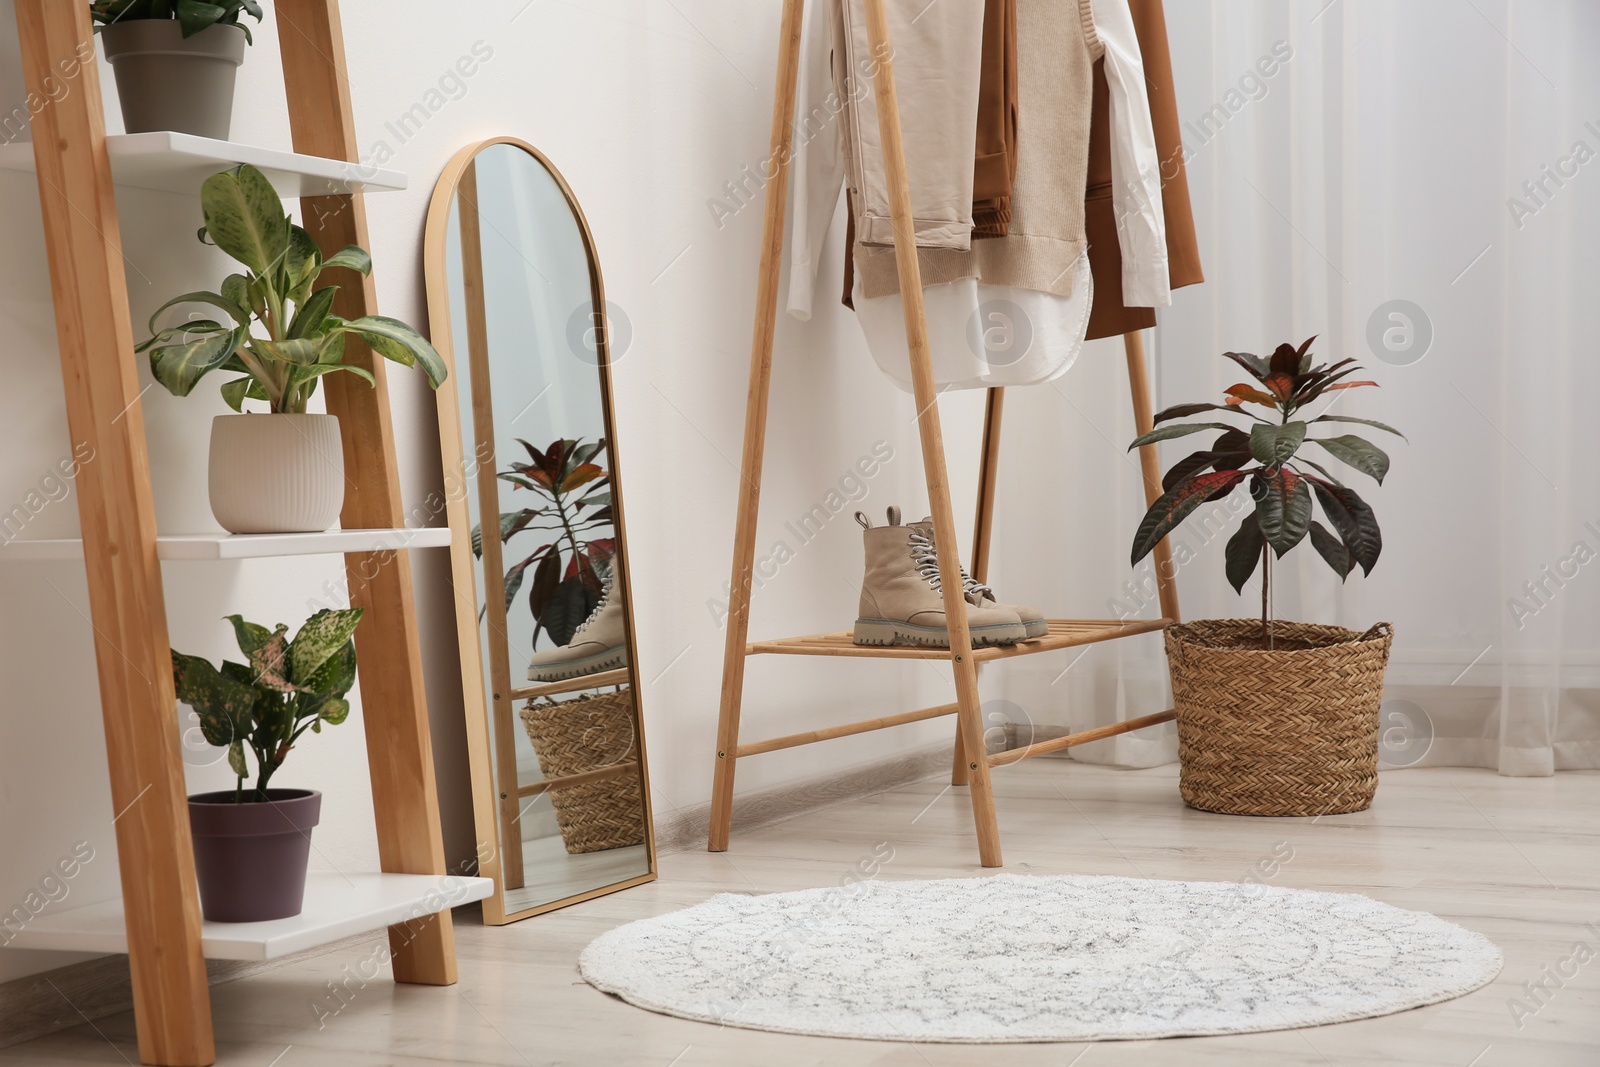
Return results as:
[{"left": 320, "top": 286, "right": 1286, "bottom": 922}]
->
[
  {"left": 573, "top": 570, "right": 613, "bottom": 637},
  {"left": 908, "top": 529, "right": 993, "bottom": 603}
]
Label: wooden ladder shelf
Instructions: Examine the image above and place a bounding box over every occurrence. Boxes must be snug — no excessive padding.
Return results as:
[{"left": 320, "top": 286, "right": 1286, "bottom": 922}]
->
[
  {"left": 12, "top": 4, "right": 464, "bottom": 1064},
  {"left": 708, "top": 0, "right": 1183, "bottom": 868}
]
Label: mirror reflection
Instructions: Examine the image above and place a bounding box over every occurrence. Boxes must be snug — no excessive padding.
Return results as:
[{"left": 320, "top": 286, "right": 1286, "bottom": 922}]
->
[{"left": 429, "top": 140, "right": 653, "bottom": 921}]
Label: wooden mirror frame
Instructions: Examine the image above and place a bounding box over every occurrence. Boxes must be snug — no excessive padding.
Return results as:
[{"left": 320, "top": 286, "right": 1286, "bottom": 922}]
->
[{"left": 423, "top": 136, "right": 656, "bottom": 925}]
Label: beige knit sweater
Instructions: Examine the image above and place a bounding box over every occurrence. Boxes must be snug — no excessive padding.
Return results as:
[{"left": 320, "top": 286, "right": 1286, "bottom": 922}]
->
[{"left": 856, "top": 0, "right": 1102, "bottom": 299}]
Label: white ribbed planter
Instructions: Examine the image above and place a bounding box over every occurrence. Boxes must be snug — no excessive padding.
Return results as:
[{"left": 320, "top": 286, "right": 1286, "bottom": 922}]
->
[{"left": 208, "top": 414, "right": 345, "bottom": 534}]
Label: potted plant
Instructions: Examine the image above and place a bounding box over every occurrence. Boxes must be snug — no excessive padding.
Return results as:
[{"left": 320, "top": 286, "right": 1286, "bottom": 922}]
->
[
  {"left": 171, "top": 607, "right": 362, "bottom": 922},
  {"left": 1129, "top": 337, "right": 1402, "bottom": 817},
  {"left": 91, "top": 1, "right": 263, "bottom": 140},
  {"left": 137, "top": 163, "right": 446, "bottom": 533},
  {"left": 474, "top": 437, "right": 615, "bottom": 650}
]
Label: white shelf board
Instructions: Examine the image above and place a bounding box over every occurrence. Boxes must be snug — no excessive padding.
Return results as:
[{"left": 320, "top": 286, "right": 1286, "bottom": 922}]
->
[
  {"left": 0, "top": 131, "right": 406, "bottom": 197},
  {"left": 0, "top": 872, "right": 493, "bottom": 962},
  {"left": 0, "top": 527, "right": 451, "bottom": 562}
]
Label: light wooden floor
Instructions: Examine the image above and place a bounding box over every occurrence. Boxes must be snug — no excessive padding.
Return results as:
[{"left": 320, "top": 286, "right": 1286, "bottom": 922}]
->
[{"left": 4, "top": 763, "right": 1597, "bottom": 1066}]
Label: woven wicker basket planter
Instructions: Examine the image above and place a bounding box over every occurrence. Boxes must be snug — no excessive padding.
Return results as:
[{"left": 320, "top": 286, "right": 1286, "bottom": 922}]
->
[
  {"left": 520, "top": 689, "right": 646, "bottom": 854},
  {"left": 1165, "top": 619, "right": 1393, "bottom": 817}
]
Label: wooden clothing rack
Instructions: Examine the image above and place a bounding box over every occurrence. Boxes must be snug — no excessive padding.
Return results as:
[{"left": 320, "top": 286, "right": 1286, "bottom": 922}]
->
[{"left": 708, "top": 0, "right": 1182, "bottom": 868}]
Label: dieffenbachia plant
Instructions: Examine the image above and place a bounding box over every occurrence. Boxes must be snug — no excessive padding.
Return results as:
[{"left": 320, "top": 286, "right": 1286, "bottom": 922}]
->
[
  {"left": 172, "top": 608, "right": 363, "bottom": 802},
  {"left": 1128, "top": 337, "right": 1402, "bottom": 640},
  {"left": 90, "top": 0, "right": 263, "bottom": 42},
  {"left": 136, "top": 164, "right": 445, "bottom": 414}
]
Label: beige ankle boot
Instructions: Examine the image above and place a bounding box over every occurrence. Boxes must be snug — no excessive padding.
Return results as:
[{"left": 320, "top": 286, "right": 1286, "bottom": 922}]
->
[
  {"left": 528, "top": 570, "right": 629, "bottom": 681},
  {"left": 853, "top": 508, "right": 1027, "bottom": 647},
  {"left": 910, "top": 517, "right": 1048, "bottom": 639}
]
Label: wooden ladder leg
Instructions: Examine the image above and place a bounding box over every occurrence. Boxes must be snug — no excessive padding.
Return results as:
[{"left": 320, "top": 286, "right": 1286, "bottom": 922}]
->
[
  {"left": 952, "top": 387, "right": 1005, "bottom": 787},
  {"left": 17, "top": 5, "right": 216, "bottom": 1063},
  {"left": 1123, "top": 331, "right": 1181, "bottom": 623},
  {"left": 709, "top": 0, "right": 807, "bottom": 852},
  {"left": 864, "top": 0, "right": 1002, "bottom": 867},
  {"left": 277, "top": 0, "right": 457, "bottom": 985}
]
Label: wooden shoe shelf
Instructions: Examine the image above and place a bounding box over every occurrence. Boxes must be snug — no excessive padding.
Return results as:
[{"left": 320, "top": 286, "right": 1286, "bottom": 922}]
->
[
  {"left": 708, "top": 0, "right": 1185, "bottom": 869},
  {"left": 5, "top": 4, "right": 470, "bottom": 1064}
]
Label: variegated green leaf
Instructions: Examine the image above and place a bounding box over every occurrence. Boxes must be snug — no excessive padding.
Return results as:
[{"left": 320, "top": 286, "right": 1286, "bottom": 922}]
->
[
  {"left": 288, "top": 285, "right": 339, "bottom": 339},
  {"left": 149, "top": 326, "right": 246, "bottom": 397},
  {"left": 286, "top": 363, "right": 374, "bottom": 390},
  {"left": 171, "top": 650, "right": 254, "bottom": 746},
  {"left": 288, "top": 608, "right": 364, "bottom": 685},
  {"left": 317, "top": 697, "right": 350, "bottom": 726},
  {"left": 335, "top": 316, "right": 447, "bottom": 387},
  {"left": 319, "top": 245, "right": 372, "bottom": 274},
  {"left": 249, "top": 624, "right": 294, "bottom": 692},
  {"left": 220, "top": 375, "right": 269, "bottom": 412},
  {"left": 225, "top": 614, "right": 273, "bottom": 656},
  {"left": 299, "top": 639, "right": 357, "bottom": 698},
  {"left": 227, "top": 739, "right": 249, "bottom": 779},
  {"left": 254, "top": 338, "right": 323, "bottom": 365},
  {"left": 201, "top": 165, "right": 289, "bottom": 276},
  {"left": 147, "top": 289, "right": 252, "bottom": 332}
]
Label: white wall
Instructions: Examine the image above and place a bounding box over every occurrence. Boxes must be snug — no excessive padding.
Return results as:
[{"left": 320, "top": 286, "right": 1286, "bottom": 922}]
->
[{"left": 0, "top": 0, "right": 989, "bottom": 983}]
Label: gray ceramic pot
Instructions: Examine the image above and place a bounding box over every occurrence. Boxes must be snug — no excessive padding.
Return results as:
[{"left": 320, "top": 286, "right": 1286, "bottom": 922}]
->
[
  {"left": 100, "top": 21, "right": 246, "bottom": 140},
  {"left": 188, "top": 788, "right": 321, "bottom": 923}
]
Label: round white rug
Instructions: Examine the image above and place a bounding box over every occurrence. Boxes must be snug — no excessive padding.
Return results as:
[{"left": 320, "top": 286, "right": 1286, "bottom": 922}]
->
[{"left": 580, "top": 873, "right": 1501, "bottom": 1043}]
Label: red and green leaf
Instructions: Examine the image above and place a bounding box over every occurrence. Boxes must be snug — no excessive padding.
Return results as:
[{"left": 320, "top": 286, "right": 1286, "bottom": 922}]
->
[
  {"left": 1131, "top": 469, "right": 1248, "bottom": 564},
  {"left": 1253, "top": 467, "right": 1312, "bottom": 556},
  {"left": 1311, "top": 480, "right": 1382, "bottom": 574}
]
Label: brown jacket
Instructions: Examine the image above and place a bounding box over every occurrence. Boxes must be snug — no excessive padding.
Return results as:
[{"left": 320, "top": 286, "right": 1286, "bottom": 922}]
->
[{"left": 1084, "top": 0, "right": 1202, "bottom": 340}]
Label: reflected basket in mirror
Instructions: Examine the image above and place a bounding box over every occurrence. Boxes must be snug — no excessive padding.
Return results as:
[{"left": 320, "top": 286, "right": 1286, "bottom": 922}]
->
[{"left": 520, "top": 689, "right": 646, "bottom": 854}]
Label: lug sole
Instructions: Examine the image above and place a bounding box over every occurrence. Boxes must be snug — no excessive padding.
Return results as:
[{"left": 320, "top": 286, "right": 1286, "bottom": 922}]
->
[
  {"left": 527, "top": 645, "right": 629, "bottom": 683},
  {"left": 1020, "top": 619, "right": 1049, "bottom": 639},
  {"left": 852, "top": 617, "right": 1028, "bottom": 648}
]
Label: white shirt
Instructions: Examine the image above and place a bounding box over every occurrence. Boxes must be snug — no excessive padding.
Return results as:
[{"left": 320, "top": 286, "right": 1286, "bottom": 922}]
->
[{"left": 785, "top": 0, "right": 1168, "bottom": 390}]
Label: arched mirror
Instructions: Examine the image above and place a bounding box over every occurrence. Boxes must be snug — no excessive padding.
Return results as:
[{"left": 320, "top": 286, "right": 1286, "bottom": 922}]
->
[{"left": 425, "top": 138, "right": 654, "bottom": 923}]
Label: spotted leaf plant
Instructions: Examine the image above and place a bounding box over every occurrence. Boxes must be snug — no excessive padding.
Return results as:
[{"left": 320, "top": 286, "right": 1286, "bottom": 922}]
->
[
  {"left": 136, "top": 163, "right": 445, "bottom": 414},
  {"left": 1128, "top": 337, "right": 1402, "bottom": 644},
  {"left": 171, "top": 608, "right": 363, "bottom": 802}
]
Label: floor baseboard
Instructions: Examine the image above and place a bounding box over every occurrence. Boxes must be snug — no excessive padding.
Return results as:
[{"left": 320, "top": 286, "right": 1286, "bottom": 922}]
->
[{"left": 652, "top": 742, "right": 954, "bottom": 854}]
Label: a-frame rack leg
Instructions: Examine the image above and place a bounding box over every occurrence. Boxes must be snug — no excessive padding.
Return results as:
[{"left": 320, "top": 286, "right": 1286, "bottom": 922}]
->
[
  {"left": 17, "top": 4, "right": 215, "bottom": 1062},
  {"left": 952, "top": 386, "right": 1006, "bottom": 787},
  {"left": 708, "top": 0, "right": 806, "bottom": 852},
  {"left": 276, "top": 0, "right": 458, "bottom": 985},
  {"left": 862, "top": 0, "right": 1002, "bottom": 865}
]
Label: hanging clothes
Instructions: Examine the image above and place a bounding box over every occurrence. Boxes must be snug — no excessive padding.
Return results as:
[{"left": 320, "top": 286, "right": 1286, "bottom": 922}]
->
[
  {"left": 786, "top": 0, "right": 1168, "bottom": 391},
  {"left": 851, "top": 0, "right": 1102, "bottom": 301},
  {"left": 971, "top": 0, "right": 1019, "bottom": 239},
  {"left": 1084, "top": 0, "right": 1202, "bottom": 340},
  {"left": 836, "top": 0, "right": 986, "bottom": 251}
]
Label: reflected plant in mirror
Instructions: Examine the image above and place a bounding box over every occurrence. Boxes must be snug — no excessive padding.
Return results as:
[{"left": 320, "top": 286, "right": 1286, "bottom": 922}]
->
[{"left": 475, "top": 436, "right": 616, "bottom": 651}]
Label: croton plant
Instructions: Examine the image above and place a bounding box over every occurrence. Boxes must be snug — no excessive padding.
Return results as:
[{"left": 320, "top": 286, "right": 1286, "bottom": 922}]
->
[
  {"left": 1128, "top": 337, "right": 1402, "bottom": 640},
  {"left": 473, "top": 437, "right": 615, "bottom": 650},
  {"left": 171, "top": 609, "right": 363, "bottom": 802}
]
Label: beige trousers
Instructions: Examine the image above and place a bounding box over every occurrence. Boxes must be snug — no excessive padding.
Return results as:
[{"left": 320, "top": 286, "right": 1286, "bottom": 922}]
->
[
  {"left": 836, "top": 0, "right": 986, "bottom": 251},
  {"left": 856, "top": 0, "right": 1101, "bottom": 299}
]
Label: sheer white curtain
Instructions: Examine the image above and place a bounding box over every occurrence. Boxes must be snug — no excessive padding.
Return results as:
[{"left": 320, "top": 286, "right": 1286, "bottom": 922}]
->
[{"left": 992, "top": 0, "right": 1600, "bottom": 775}]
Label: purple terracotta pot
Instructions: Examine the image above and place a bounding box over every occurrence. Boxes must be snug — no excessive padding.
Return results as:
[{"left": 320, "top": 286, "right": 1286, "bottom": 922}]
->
[{"left": 188, "top": 788, "right": 321, "bottom": 923}]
